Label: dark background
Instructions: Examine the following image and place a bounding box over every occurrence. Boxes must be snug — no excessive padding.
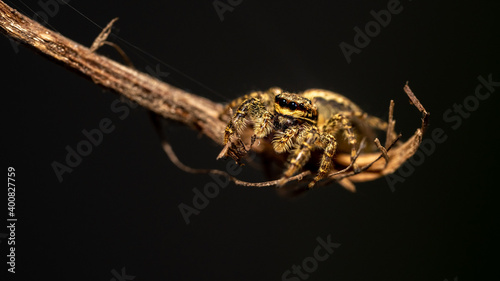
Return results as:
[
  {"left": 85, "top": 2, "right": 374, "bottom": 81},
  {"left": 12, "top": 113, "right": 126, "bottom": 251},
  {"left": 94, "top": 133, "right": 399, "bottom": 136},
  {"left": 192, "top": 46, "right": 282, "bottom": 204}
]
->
[{"left": 2, "top": 0, "right": 499, "bottom": 280}]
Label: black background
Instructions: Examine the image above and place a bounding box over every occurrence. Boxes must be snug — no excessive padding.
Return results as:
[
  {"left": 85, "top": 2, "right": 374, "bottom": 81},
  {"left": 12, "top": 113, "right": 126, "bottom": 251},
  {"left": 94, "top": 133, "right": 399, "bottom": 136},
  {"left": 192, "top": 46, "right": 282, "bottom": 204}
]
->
[{"left": 2, "top": 0, "right": 499, "bottom": 280}]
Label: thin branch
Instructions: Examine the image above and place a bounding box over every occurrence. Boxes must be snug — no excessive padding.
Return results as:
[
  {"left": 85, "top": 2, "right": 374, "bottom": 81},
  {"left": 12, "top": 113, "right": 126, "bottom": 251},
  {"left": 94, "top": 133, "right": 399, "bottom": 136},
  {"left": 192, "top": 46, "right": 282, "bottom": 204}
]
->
[
  {"left": 404, "top": 81, "right": 430, "bottom": 133},
  {"left": 385, "top": 100, "right": 397, "bottom": 148},
  {"left": 89, "top": 17, "right": 118, "bottom": 52},
  {"left": 374, "top": 138, "right": 390, "bottom": 168}
]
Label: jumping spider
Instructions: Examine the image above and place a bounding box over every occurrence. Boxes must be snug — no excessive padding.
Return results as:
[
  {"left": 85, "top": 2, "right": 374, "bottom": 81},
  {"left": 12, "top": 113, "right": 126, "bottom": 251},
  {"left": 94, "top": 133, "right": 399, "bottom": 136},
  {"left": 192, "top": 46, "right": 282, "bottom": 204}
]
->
[{"left": 218, "top": 87, "right": 389, "bottom": 188}]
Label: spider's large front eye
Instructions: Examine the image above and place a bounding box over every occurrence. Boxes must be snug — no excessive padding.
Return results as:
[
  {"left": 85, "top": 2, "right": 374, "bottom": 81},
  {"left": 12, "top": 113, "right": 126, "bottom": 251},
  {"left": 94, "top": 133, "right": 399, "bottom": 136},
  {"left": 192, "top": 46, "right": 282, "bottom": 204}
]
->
[
  {"left": 279, "top": 99, "right": 288, "bottom": 107},
  {"left": 289, "top": 102, "right": 298, "bottom": 110}
]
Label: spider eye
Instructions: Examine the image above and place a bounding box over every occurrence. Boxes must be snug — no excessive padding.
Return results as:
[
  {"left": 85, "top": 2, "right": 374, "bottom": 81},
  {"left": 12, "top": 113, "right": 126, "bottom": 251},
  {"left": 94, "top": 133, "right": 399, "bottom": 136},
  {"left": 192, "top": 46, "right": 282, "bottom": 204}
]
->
[
  {"left": 289, "top": 102, "right": 298, "bottom": 110},
  {"left": 279, "top": 99, "right": 288, "bottom": 107},
  {"left": 298, "top": 103, "right": 305, "bottom": 110}
]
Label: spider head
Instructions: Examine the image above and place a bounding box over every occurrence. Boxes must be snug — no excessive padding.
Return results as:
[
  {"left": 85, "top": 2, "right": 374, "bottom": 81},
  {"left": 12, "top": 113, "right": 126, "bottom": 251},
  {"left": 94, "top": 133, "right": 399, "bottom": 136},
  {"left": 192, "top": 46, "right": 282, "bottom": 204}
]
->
[{"left": 274, "top": 93, "right": 318, "bottom": 123}]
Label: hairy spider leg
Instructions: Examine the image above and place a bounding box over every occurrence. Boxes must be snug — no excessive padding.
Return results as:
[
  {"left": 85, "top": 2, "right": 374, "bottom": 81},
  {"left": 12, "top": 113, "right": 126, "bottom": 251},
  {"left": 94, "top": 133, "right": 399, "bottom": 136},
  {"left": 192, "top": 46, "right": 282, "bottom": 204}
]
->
[
  {"left": 307, "top": 133, "right": 338, "bottom": 188},
  {"left": 222, "top": 97, "right": 274, "bottom": 162},
  {"left": 272, "top": 126, "right": 301, "bottom": 153},
  {"left": 278, "top": 126, "right": 318, "bottom": 186},
  {"left": 323, "top": 113, "right": 360, "bottom": 173},
  {"left": 352, "top": 112, "right": 389, "bottom": 131},
  {"left": 220, "top": 90, "right": 277, "bottom": 120}
]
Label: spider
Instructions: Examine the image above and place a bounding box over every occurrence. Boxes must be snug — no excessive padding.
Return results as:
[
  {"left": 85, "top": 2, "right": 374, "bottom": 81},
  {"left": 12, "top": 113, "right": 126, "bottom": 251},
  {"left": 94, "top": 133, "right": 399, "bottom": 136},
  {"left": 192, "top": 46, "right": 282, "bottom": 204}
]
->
[{"left": 217, "top": 87, "right": 389, "bottom": 188}]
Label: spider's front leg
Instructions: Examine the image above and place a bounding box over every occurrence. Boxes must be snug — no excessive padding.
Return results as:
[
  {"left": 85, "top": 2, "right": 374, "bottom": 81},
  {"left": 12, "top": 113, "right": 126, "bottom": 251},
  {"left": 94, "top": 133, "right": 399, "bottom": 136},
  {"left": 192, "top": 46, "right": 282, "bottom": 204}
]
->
[
  {"left": 323, "top": 113, "right": 360, "bottom": 173},
  {"left": 272, "top": 126, "right": 301, "bottom": 153},
  {"left": 278, "top": 126, "right": 318, "bottom": 186},
  {"left": 220, "top": 97, "right": 274, "bottom": 164},
  {"left": 306, "top": 133, "right": 337, "bottom": 188}
]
